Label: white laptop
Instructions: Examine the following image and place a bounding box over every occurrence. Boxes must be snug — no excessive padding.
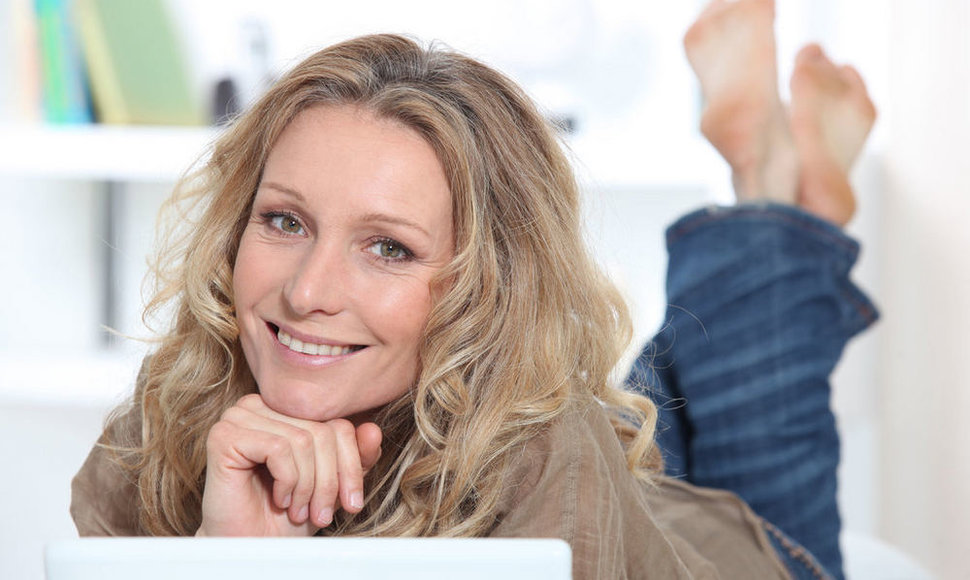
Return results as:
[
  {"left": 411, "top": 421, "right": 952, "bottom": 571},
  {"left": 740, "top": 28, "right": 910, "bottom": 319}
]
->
[{"left": 45, "top": 537, "right": 572, "bottom": 580}]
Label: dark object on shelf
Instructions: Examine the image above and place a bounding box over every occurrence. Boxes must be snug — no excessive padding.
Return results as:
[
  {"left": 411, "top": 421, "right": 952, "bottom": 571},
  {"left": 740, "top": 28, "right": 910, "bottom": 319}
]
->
[
  {"left": 212, "top": 77, "right": 240, "bottom": 126},
  {"left": 548, "top": 114, "right": 577, "bottom": 135}
]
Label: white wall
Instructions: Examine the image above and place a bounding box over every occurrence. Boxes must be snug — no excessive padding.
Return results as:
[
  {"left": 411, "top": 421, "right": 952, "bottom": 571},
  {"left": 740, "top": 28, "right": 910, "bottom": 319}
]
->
[
  {"left": 878, "top": 1, "right": 970, "bottom": 578},
  {"left": 0, "top": 180, "right": 102, "bottom": 352}
]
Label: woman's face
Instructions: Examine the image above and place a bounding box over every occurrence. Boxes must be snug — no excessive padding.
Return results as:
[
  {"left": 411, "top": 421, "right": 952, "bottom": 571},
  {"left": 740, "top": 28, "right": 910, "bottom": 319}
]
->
[{"left": 233, "top": 105, "right": 454, "bottom": 422}]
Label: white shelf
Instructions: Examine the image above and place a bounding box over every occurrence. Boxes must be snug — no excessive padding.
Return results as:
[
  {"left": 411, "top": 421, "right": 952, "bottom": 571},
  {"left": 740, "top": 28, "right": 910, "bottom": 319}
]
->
[
  {"left": 0, "top": 123, "right": 730, "bottom": 196},
  {"left": 0, "top": 124, "right": 221, "bottom": 182},
  {"left": 0, "top": 350, "right": 143, "bottom": 407}
]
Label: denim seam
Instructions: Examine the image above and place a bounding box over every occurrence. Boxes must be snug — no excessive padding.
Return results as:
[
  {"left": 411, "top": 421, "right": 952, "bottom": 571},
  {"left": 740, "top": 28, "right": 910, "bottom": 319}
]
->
[
  {"left": 762, "top": 518, "right": 833, "bottom": 580},
  {"left": 666, "top": 208, "right": 859, "bottom": 258},
  {"left": 838, "top": 285, "right": 879, "bottom": 334}
]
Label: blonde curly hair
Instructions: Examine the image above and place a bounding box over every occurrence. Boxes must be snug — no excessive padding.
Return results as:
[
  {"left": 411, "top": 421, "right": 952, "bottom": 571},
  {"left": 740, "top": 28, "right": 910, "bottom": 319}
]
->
[{"left": 108, "top": 33, "right": 660, "bottom": 536}]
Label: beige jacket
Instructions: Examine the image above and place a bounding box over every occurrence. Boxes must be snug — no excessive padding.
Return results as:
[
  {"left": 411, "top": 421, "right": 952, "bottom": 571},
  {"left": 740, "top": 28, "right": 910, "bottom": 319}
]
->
[{"left": 72, "top": 396, "right": 791, "bottom": 579}]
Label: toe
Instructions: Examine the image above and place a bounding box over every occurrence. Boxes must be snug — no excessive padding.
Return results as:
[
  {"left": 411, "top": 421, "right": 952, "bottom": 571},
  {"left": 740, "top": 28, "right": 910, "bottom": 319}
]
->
[
  {"left": 839, "top": 64, "right": 866, "bottom": 90},
  {"left": 795, "top": 43, "right": 825, "bottom": 64},
  {"left": 839, "top": 65, "right": 878, "bottom": 119}
]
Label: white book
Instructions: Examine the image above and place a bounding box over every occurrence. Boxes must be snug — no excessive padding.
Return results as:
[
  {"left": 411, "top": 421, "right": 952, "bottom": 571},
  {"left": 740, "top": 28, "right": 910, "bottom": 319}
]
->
[{"left": 0, "top": 0, "right": 42, "bottom": 123}]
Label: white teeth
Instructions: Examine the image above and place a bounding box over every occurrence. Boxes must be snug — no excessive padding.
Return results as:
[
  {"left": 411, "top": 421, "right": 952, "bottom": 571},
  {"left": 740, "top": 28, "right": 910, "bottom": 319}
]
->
[{"left": 276, "top": 329, "right": 356, "bottom": 356}]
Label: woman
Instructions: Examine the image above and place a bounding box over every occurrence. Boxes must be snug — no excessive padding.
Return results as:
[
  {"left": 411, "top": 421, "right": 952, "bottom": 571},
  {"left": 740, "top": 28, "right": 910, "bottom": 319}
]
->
[
  {"left": 74, "top": 30, "right": 661, "bottom": 541},
  {"left": 72, "top": 0, "right": 877, "bottom": 577}
]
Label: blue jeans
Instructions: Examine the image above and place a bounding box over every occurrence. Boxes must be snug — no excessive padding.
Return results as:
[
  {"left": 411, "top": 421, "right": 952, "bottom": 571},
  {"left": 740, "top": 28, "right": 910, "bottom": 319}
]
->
[{"left": 627, "top": 203, "right": 878, "bottom": 580}]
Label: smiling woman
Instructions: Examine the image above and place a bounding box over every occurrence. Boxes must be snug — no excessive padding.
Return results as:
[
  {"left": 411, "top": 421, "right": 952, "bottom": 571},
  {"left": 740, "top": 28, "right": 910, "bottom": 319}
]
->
[
  {"left": 70, "top": 1, "right": 880, "bottom": 577},
  {"left": 234, "top": 106, "right": 454, "bottom": 426},
  {"left": 72, "top": 32, "right": 655, "bottom": 544}
]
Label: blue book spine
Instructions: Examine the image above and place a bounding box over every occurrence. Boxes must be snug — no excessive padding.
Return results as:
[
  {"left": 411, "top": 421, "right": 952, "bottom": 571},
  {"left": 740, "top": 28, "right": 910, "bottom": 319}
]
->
[{"left": 35, "top": 0, "right": 93, "bottom": 124}]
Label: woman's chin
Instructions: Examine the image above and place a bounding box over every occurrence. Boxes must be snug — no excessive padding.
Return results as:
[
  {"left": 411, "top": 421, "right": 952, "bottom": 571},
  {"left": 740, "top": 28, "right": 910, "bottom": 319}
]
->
[
  {"left": 257, "top": 385, "right": 342, "bottom": 422},
  {"left": 253, "top": 375, "right": 404, "bottom": 424}
]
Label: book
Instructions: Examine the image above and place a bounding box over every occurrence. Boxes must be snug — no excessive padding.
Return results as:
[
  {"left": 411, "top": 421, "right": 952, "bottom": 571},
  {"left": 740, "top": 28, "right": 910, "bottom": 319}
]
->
[
  {"left": 1, "top": 0, "right": 36, "bottom": 122},
  {"left": 34, "top": 0, "right": 92, "bottom": 123},
  {"left": 75, "top": 0, "right": 204, "bottom": 125},
  {"left": 0, "top": 0, "right": 44, "bottom": 123}
]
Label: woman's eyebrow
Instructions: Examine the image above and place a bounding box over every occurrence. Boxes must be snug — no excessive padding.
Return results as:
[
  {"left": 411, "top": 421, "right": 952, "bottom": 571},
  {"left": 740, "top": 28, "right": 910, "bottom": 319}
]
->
[
  {"left": 358, "top": 212, "right": 431, "bottom": 238},
  {"left": 258, "top": 181, "right": 307, "bottom": 203}
]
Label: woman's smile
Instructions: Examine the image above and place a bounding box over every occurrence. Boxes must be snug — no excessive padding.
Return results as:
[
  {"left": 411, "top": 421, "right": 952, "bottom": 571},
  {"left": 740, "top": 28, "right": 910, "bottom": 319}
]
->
[{"left": 275, "top": 327, "right": 363, "bottom": 358}]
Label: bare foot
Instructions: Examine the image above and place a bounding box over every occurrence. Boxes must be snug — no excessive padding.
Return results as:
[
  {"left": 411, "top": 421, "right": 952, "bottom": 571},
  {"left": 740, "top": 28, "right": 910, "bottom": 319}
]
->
[
  {"left": 684, "top": 0, "right": 799, "bottom": 203},
  {"left": 790, "top": 44, "right": 877, "bottom": 226}
]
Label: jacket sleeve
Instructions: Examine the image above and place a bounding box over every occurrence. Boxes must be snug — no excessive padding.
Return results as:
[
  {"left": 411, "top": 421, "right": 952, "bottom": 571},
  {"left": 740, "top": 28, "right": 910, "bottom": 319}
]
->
[
  {"left": 488, "top": 402, "right": 715, "bottom": 580},
  {"left": 70, "top": 403, "right": 144, "bottom": 536},
  {"left": 70, "top": 359, "right": 149, "bottom": 537}
]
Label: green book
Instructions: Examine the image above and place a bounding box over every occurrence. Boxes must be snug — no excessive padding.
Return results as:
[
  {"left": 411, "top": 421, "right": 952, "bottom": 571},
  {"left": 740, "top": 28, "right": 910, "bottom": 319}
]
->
[{"left": 75, "top": 0, "right": 204, "bottom": 125}]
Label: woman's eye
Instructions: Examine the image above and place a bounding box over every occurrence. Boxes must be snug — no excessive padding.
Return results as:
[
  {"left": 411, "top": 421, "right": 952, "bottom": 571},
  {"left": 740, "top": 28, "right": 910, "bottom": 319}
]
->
[
  {"left": 268, "top": 214, "right": 304, "bottom": 235},
  {"left": 370, "top": 239, "right": 412, "bottom": 261}
]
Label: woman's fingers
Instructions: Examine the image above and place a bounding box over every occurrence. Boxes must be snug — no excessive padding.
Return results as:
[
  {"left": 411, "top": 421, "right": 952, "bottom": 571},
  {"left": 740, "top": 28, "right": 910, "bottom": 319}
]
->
[
  {"left": 306, "top": 419, "right": 385, "bottom": 526},
  {"left": 227, "top": 394, "right": 384, "bottom": 527},
  {"left": 204, "top": 418, "right": 303, "bottom": 524},
  {"left": 221, "top": 400, "right": 317, "bottom": 523},
  {"left": 335, "top": 419, "right": 366, "bottom": 517},
  {"left": 307, "top": 420, "right": 351, "bottom": 527},
  {"left": 234, "top": 396, "right": 344, "bottom": 526},
  {"left": 357, "top": 422, "right": 384, "bottom": 472}
]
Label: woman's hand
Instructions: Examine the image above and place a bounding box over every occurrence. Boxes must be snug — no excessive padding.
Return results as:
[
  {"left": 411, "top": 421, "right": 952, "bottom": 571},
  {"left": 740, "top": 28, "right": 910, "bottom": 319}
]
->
[{"left": 195, "top": 393, "right": 383, "bottom": 537}]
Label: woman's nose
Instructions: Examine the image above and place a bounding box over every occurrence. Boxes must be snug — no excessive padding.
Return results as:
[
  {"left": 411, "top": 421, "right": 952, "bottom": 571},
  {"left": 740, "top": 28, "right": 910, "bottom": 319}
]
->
[{"left": 282, "top": 243, "right": 350, "bottom": 316}]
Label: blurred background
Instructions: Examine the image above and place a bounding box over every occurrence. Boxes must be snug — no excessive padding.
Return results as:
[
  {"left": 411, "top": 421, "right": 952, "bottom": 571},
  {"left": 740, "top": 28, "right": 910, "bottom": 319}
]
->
[{"left": 0, "top": 0, "right": 966, "bottom": 578}]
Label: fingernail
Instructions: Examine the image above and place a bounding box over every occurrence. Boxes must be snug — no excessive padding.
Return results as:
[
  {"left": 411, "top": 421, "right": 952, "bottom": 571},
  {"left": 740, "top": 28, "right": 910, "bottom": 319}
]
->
[
  {"left": 350, "top": 492, "right": 364, "bottom": 510},
  {"left": 297, "top": 504, "right": 308, "bottom": 522},
  {"left": 282, "top": 494, "right": 292, "bottom": 509},
  {"left": 318, "top": 507, "right": 333, "bottom": 526}
]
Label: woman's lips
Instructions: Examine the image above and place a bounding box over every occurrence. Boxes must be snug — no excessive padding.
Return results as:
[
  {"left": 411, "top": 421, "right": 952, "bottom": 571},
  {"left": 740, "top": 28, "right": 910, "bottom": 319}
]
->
[
  {"left": 267, "top": 322, "right": 367, "bottom": 359},
  {"left": 276, "top": 327, "right": 364, "bottom": 356}
]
